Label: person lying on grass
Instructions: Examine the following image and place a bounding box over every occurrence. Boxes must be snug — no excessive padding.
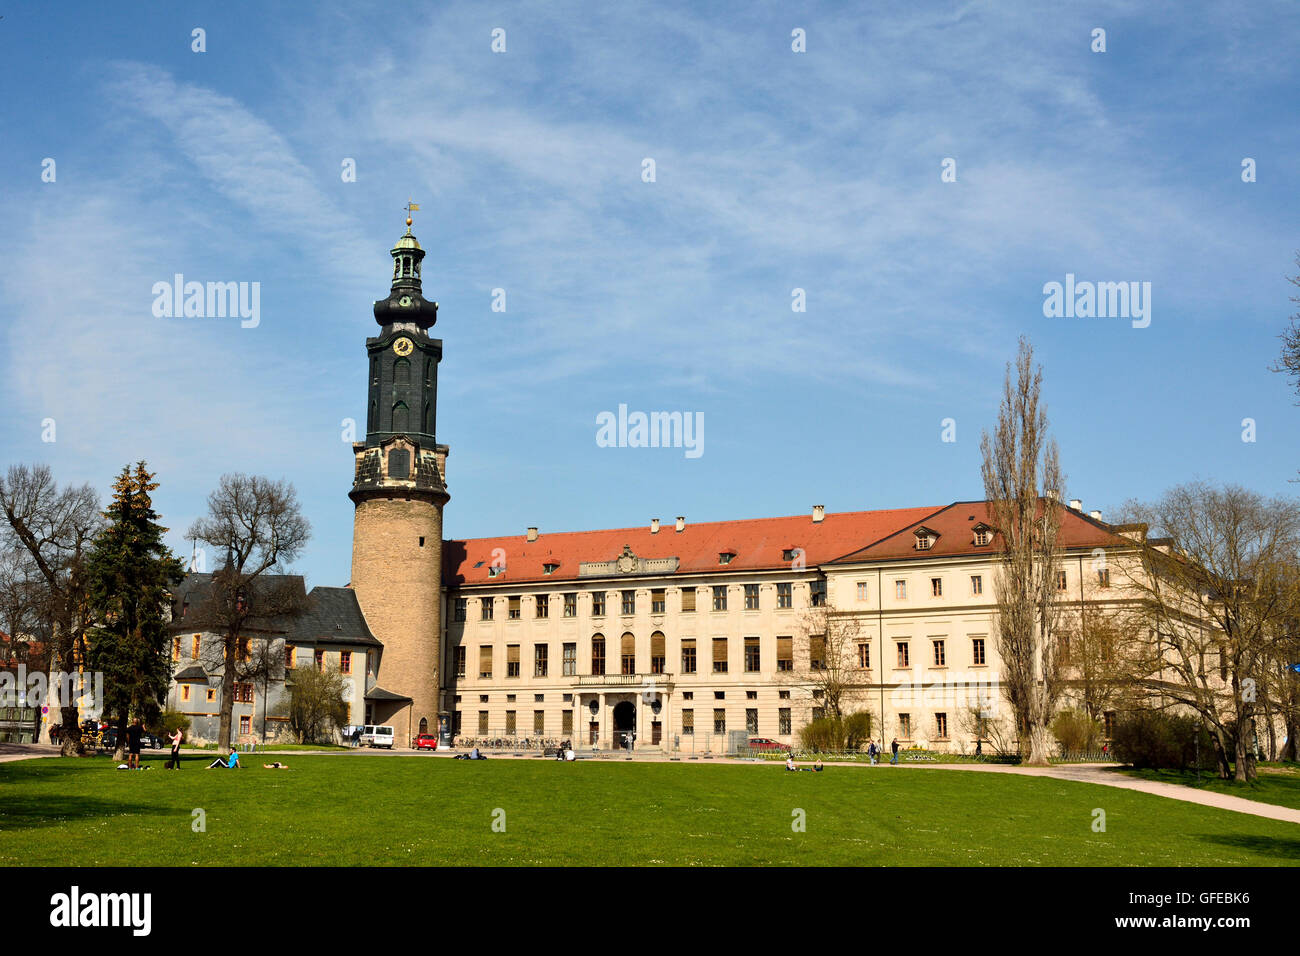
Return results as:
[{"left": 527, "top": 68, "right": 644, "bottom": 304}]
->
[
  {"left": 262, "top": 762, "right": 289, "bottom": 769},
  {"left": 205, "top": 747, "right": 240, "bottom": 769}
]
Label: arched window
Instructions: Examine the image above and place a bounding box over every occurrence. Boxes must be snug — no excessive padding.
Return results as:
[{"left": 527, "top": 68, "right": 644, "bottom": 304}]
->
[
  {"left": 591, "top": 634, "right": 605, "bottom": 676},
  {"left": 393, "top": 402, "right": 409, "bottom": 432},
  {"left": 650, "top": 631, "right": 666, "bottom": 674},
  {"left": 424, "top": 403, "right": 432, "bottom": 434},
  {"left": 418, "top": 717, "right": 428, "bottom": 736},
  {"left": 394, "top": 358, "right": 410, "bottom": 385},
  {"left": 621, "top": 632, "right": 636, "bottom": 675}
]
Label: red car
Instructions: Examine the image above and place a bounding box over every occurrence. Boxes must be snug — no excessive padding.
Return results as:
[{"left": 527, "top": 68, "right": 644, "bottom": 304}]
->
[
  {"left": 747, "top": 738, "right": 787, "bottom": 751},
  {"left": 413, "top": 734, "right": 438, "bottom": 751}
]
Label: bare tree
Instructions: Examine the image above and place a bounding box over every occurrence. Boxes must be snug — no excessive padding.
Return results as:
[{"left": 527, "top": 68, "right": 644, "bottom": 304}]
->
[
  {"left": 784, "top": 600, "right": 867, "bottom": 725},
  {"left": 1118, "top": 484, "right": 1300, "bottom": 781},
  {"left": 980, "top": 337, "right": 1065, "bottom": 766},
  {"left": 1058, "top": 604, "right": 1133, "bottom": 722},
  {"left": 186, "top": 474, "right": 310, "bottom": 750},
  {"left": 0, "top": 465, "right": 102, "bottom": 754},
  {"left": 1271, "top": 251, "right": 1300, "bottom": 404}
]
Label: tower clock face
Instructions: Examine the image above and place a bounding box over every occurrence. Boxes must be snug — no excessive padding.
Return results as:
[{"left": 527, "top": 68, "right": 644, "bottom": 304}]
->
[
  {"left": 398, "top": 295, "right": 413, "bottom": 308},
  {"left": 393, "top": 337, "right": 414, "bottom": 357}
]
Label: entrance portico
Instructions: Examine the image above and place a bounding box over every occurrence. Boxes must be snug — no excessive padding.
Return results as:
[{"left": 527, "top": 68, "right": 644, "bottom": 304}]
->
[{"left": 574, "top": 674, "right": 671, "bottom": 751}]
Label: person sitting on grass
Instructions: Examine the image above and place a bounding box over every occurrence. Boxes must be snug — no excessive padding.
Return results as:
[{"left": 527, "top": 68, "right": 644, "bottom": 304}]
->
[
  {"left": 785, "top": 753, "right": 797, "bottom": 771},
  {"left": 813, "top": 759, "right": 824, "bottom": 772},
  {"left": 206, "top": 747, "right": 240, "bottom": 770}
]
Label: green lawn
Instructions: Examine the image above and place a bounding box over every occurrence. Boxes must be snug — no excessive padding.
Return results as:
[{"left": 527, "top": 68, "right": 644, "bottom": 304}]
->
[
  {"left": 1122, "top": 763, "right": 1300, "bottom": 812},
  {"left": 2, "top": 753, "right": 1298, "bottom": 866}
]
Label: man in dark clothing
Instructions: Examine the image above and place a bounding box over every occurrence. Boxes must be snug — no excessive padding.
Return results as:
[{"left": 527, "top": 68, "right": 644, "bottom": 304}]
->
[
  {"left": 890, "top": 738, "right": 900, "bottom": 765},
  {"left": 126, "top": 719, "right": 144, "bottom": 770}
]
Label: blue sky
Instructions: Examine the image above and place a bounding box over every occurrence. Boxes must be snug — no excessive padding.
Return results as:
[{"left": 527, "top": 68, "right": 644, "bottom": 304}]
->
[{"left": 1, "top": 1, "right": 1297, "bottom": 588}]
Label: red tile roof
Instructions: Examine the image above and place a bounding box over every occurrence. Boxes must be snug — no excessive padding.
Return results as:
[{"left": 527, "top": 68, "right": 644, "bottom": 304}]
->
[
  {"left": 828, "top": 500, "right": 1133, "bottom": 565},
  {"left": 442, "top": 506, "right": 940, "bottom": 587}
]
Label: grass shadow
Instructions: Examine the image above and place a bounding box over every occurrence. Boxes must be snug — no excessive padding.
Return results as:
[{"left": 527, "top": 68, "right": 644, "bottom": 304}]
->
[
  {"left": 1196, "top": 833, "right": 1300, "bottom": 862},
  {"left": 0, "top": 794, "right": 162, "bottom": 832}
]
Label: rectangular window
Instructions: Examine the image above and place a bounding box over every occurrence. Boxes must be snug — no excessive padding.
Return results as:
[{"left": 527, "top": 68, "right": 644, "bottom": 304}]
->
[
  {"left": 452, "top": 712, "right": 462, "bottom": 735},
  {"left": 562, "top": 710, "right": 573, "bottom": 735},
  {"left": 933, "top": 639, "right": 946, "bottom": 667},
  {"left": 744, "top": 584, "right": 760, "bottom": 610},
  {"left": 454, "top": 646, "right": 466, "bottom": 678},
  {"left": 777, "top": 636, "right": 793, "bottom": 671},
  {"left": 534, "top": 710, "right": 545, "bottom": 735},
  {"left": 779, "top": 708, "right": 791, "bottom": 734},
  {"left": 895, "top": 580, "right": 907, "bottom": 600},
  {"left": 534, "top": 644, "right": 548, "bottom": 677},
  {"left": 622, "top": 590, "right": 636, "bottom": 615},
  {"left": 1056, "top": 570, "right": 1068, "bottom": 591},
  {"left": 314, "top": 650, "right": 324, "bottom": 671},
  {"left": 777, "top": 582, "right": 792, "bottom": 609},
  {"left": 857, "top": 642, "right": 870, "bottom": 669},
  {"left": 591, "top": 592, "right": 606, "bottom": 617},
  {"left": 181, "top": 684, "right": 190, "bottom": 702},
  {"left": 899, "top": 713, "right": 912, "bottom": 738},
  {"left": 897, "top": 641, "right": 909, "bottom": 668},
  {"left": 563, "top": 593, "right": 577, "bottom": 617},
  {"left": 652, "top": 589, "right": 666, "bottom": 614},
  {"left": 1098, "top": 568, "right": 1110, "bottom": 588},
  {"left": 712, "top": 586, "right": 727, "bottom": 612},
  {"left": 172, "top": 637, "right": 181, "bottom": 662},
  {"left": 591, "top": 636, "right": 605, "bottom": 676},
  {"left": 481, "top": 598, "right": 494, "bottom": 620},
  {"left": 931, "top": 578, "right": 943, "bottom": 597},
  {"left": 479, "top": 645, "right": 493, "bottom": 679},
  {"left": 340, "top": 651, "right": 352, "bottom": 675},
  {"left": 536, "top": 595, "right": 549, "bottom": 619},
  {"left": 936, "top": 712, "right": 948, "bottom": 739},
  {"left": 508, "top": 596, "right": 521, "bottom": 620},
  {"left": 746, "top": 708, "right": 758, "bottom": 734},
  {"left": 562, "top": 642, "right": 577, "bottom": 676},
  {"left": 234, "top": 683, "right": 254, "bottom": 703},
  {"left": 478, "top": 711, "right": 489, "bottom": 734},
  {"left": 651, "top": 632, "right": 665, "bottom": 674},
  {"left": 681, "top": 639, "right": 697, "bottom": 674},
  {"left": 712, "top": 637, "right": 728, "bottom": 673},
  {"left": 506, "top": 644, "right": 520, "bottom": 678},
  {"left": 810, "top": 580, "right": 826, "bottom": 607},
  {"left": 857, "top": 581, "right": 869, "bottom": 602},
  {"left": 714, "top": 709, "right": 726, "bottom": 734},
  {"left": 453, "top": 597, "right": 467, "bottom": 622},
  {"left": 682, "top": 709, "right": 694, "bottom": 735},
  {"left": 239, "top": 715, "right": 251, "bottom": 736},
  {"left": 681, "top": 588, "right": 696, "bottom": 613},
  {"left": 285, "top": 644, "right": 295, "bottom": 669},
  {"left": 744, "top": 637, "right": 760, "bottom": 672},
  {"left": 192, "top": 635, "right": 201, "bottom": 659},
  {"left": 971, "top": 575, "right": 983, "bottom": 595},
  {"left": 972, "top": 637, "right": 986, "bottom": 666},
  {"left": 810, "top": 635, "right": 825, "bottom": 671},
  {"left": 505, "top": 711, "right": 516, "bottom": 735},
  {"left": 206, "top": 688, "right": 215, "bottom": 703}
]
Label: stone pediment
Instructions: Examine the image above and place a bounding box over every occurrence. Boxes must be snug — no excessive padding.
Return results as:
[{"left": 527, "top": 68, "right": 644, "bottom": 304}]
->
[{"left": 578, "top": 544, "right": 679, "bottom": 577}]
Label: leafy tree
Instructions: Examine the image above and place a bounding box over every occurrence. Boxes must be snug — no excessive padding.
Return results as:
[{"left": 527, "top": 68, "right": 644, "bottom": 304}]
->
[
  {"left": 1048, "top": 708, "right": 1103, "bottom": 756},
  {"left": 85, "top": 463, "right": 186, "bottom": 760}
]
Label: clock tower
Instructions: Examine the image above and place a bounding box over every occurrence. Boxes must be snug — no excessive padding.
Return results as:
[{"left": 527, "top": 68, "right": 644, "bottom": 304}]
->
[{"left": 348, "top": 215, "right": 449, "bottom": 747}]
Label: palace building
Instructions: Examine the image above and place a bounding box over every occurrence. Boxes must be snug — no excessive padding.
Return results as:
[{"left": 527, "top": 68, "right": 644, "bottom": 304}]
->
[{"left": 168, "top": 220, "right": 1146, "bottom": 752}]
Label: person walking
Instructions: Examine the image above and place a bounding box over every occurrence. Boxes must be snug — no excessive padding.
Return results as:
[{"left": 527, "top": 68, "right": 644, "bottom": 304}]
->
[
  {"left": 868, "top": 739, "right": 878, "bottom": 765},
  {"left": 166, "top": 727, "right": 183, "bottom": 769},
  {"left": 890, "top": 738, "right": 899, "bottom": 765}
]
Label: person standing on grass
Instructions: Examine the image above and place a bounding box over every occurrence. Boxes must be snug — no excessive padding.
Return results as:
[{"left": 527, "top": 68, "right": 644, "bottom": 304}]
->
[
  {"left": 890, "top": 738, "right": 899, "bottom": 765},
  {"left": 868, "top": 740, "right": 878, "bottom": 765},
  {"left": 166, "top": 727, "right": 183, "bottom": 769},
  {"left": 126, "top": 718, "right": 144, "bottom": 770}
]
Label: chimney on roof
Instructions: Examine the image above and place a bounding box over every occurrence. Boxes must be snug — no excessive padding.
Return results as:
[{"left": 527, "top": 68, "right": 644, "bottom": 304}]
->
[
  {"left": 1068, "top": 499, "right": 1083, "bottom": 512},
  {"left": 812, "top": 505, "right": 825, "bottom": 523},
  {"left": 675, "top": 516, "right": 685, "bottom": 533},
  {"left": 650, "top": 518, "right": 660, "bottom": 534},
  {"left": 526, "top": 527, "right": 538, "bottom": 542},
  {"left": 1089, "top": 510, "right": 1103, "bottom": 521}
]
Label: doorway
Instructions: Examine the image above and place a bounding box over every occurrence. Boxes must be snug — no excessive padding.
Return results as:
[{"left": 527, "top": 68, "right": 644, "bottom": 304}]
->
[{"left": 613, "top": 700, "right": 635, "bottom": 750}]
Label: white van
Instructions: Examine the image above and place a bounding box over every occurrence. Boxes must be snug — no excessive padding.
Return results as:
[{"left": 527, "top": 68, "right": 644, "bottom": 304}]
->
[{"left": 363, "top": 725, "right": 394, "bottom": 749}]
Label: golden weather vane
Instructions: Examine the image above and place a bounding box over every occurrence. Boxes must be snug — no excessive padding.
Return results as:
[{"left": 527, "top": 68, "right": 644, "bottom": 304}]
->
[{"left": 405, "top": 198, "right": 420, "bottom": 229}]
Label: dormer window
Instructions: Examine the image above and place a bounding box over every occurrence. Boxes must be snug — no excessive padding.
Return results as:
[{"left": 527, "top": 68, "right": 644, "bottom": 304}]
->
[
  {"left": 913, "top": 527, "right": 938, "bottom": 551},
  {"left": 488, "top": 566, "right": 504, "bottom": 578},
  {"left": 781, "top": 548, "right": 799, "bottom": 562},
  {"left": 972, "top": 524, "right": 992, "bottom": 547},
  {"left": 718, "top": 552, "right": 735, "bottom": 565},
  {"left": 543, "top": 563, "right": 559, "bottom": 575}
]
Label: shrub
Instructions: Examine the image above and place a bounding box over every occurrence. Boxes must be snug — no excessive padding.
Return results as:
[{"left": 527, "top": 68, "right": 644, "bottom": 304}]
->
[
  {"left": 1111, "top": 709, "right": 1218, "bottom": 771},
  {"left": 149, "top": 710, "right": 191, "bottom": 737},
  {"left": 797, "top": 711, "right": 873, "bottom": 752},
  {"left": 1050, "top": 708, "right": 1102, "bottom": 754}
]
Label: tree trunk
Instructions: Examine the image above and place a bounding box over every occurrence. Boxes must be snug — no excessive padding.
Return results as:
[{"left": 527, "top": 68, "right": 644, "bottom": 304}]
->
[
  {"left": 1283, "top": 714, "right": 1299, "bottom": 763},
  {"left": 1233, "top": 732, "right": 1250, "bottom": 782},
  {"left": 217, "top": 635, "right": 237, "bottom": 750}
]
